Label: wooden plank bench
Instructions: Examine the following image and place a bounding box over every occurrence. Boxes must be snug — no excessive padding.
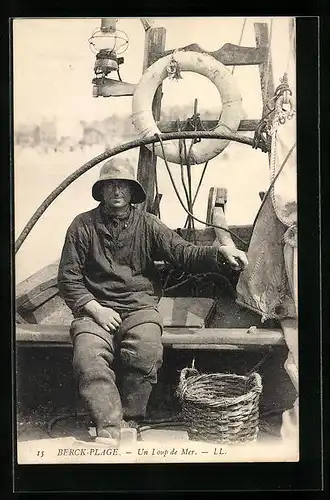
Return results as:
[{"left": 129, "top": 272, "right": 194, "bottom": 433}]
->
[{"left": 16, "top": 323, "right": 285, "bottom": 350}]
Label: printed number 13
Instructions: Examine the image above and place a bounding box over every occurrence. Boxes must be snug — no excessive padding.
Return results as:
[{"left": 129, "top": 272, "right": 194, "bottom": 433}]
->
[{"left": 37, "top": 450, "right": 44, "bottom": 457}]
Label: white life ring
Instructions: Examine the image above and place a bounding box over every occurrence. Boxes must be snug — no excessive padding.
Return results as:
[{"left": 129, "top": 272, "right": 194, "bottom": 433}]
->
[{"left": 132, "top": 51, "right": 243, "bottom": 165}]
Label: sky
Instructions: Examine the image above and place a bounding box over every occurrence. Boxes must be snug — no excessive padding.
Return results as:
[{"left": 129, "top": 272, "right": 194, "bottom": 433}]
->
[{"left": 13, "top": 17, "right": 296, "bottom": 283}]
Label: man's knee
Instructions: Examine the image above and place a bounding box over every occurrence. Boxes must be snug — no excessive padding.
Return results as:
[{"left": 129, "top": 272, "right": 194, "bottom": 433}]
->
[
  {"left": 120, "top": 323, "right": 163, "bottom": 380},
  {"left": 72, "top": 333, "right": 114, "bottom": 379}
]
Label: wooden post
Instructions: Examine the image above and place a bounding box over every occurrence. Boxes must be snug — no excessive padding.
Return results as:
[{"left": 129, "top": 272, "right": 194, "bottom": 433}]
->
[
  {"left": 208, "top": 187, "right": 235, "bottom": 248},
  {"left": 206, "top": 187, "right": 215, "bottom": 224},
  {"left": 214, "top": 188, "right": 228, "bottom": 210},
  {"left": 254, "top": 23, "right": 275, "bottom": 118},
  {"left": 212, "top": 206, "right": 234, "bottom": 248},
  {"left": 206, "top": 187, "right": 227, "bottom": 223},
  {"left": 137, "top": 27, "right": 166, "bottom": 212},
  {"left": 140, "top": 18, "right": 154, "bottom": 31}
]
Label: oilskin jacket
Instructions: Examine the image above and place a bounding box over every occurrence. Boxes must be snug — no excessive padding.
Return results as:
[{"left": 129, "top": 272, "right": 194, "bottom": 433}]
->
[{"left": 57, "top": 204, "right": 222, "bottom": 315}]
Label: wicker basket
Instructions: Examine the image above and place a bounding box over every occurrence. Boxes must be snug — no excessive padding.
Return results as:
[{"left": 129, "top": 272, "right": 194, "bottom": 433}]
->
[{"left": 177, "top": 368, "right": 262, "bottom": 444}]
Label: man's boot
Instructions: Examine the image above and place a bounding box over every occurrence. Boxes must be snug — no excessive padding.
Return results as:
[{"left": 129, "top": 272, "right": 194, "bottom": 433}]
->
[
  {"left": 95, "top": 426, "right": 121, "bottom": 447},
  {"left": 119, "top": 370, "right": 153, "bottom": 422}
]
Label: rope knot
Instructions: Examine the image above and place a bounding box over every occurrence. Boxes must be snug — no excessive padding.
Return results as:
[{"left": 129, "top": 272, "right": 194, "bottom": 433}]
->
[{"left": 166, "top": 50, "right": 183, "bottom": 81}]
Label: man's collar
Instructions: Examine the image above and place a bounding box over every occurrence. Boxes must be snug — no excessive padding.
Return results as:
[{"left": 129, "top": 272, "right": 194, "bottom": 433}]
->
[{"left": 100, "top": 203, "right": 132, "bottom": 221}]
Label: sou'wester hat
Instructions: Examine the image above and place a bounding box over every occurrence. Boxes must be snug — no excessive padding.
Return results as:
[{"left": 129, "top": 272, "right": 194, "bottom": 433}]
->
[{"left": 92, "top": 158, "right": 146, "bottom": 204}]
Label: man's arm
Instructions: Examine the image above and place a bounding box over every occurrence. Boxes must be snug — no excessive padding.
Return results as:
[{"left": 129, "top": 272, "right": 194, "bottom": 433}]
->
[
  {"left": 58, "top": 219, "right": 122, "bottom": 331},
  {"left": 149, "top": 215, "right": 223, "bottom": 273},
  {"left": 57, "top": 220, "right": 95, "bottom": 314},
  {"left": 149, "top": 214, "right": 248, "bottom": 273}
]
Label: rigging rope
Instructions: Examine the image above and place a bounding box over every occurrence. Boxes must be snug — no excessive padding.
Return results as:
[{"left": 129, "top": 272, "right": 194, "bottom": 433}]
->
[
  {"left": 176, "top": 107, "right": 197, "bottom": 239},
  {"left": 182, "top": 138, "right": 196, "bottom": 240},
  {"left": 179, "top": 139, "right": 191, "bottom": 221},
  {"left": 249, "top": 142, "right": 296, "bottom": 243},
  {"left": 268, "top": 97, "right": 296, "bottom": 226},
  {"left": 175, "top": 102, "right": 210, "bottom": 230},
  {"left": 156, "top": 133, "right": 249, "bottom": 247},
  {"left": 152, "top": 143, "right": 161, "bottom": 218},
  {"left": 183, "top": 160, "right": 209, "bottom": 227}
]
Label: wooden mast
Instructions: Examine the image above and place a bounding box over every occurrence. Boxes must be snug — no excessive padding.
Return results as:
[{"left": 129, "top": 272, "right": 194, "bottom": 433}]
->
[
  {"left": 254, "top": 22, "right": 275, "bottom": 119},
  {"left": 136, "top": 26, "right": 166, "bottom": 212}
]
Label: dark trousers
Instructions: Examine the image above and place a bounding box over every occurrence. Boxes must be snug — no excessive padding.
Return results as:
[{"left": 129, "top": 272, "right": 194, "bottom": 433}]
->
[{"left": 71, "top": 310, "right": 163, "bottom": 434}]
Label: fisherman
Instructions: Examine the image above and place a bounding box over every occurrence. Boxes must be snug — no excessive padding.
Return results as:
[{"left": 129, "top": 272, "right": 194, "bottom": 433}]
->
[{"left": 57, "top": 157, "right": 248, "bottom": 446}]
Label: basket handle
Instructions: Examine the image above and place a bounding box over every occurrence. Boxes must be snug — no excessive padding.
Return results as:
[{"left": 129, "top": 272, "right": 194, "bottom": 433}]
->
[
  {"left": 177, "top": 367, "right": 199, "bottom": 402},
  {"left": 249, "top": 372, "right": 263, "bottom": 394},
  {"left": 179, "top": 367, "right": 199, "bottom": 386}
]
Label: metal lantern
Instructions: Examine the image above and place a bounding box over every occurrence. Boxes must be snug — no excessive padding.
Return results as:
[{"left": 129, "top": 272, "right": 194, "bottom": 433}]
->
[{"left": 88, "top": 22, "right": 129, "bottom": 76}]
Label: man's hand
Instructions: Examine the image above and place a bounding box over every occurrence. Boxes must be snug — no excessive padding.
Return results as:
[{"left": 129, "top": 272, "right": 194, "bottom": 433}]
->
[
  {"left": 93, "top": 306, "right": 122, "bottom": 332},
  {"left": 83, "top": 300, "right": 122, "bottom": 332},
  {"left": 218, "top": 244, "right": 249, "bottom": 271}
]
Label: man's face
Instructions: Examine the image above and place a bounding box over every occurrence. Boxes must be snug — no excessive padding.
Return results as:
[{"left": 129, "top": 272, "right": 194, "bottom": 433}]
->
[{"left": 101, "top": 180, "right": 132, "bottom": 209}]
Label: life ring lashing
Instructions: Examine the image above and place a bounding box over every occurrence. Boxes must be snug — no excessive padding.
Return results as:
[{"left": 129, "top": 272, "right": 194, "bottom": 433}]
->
[{"left": 132, "top": 51, "right": 243, "bottom": 165}]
